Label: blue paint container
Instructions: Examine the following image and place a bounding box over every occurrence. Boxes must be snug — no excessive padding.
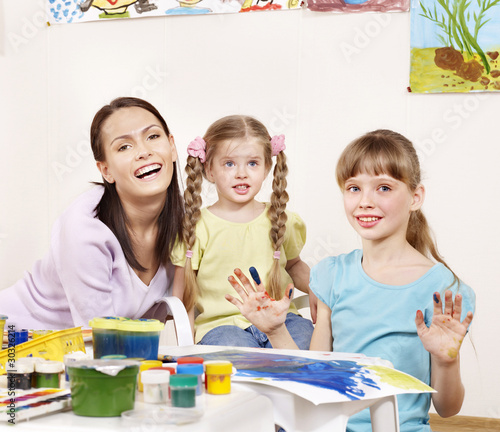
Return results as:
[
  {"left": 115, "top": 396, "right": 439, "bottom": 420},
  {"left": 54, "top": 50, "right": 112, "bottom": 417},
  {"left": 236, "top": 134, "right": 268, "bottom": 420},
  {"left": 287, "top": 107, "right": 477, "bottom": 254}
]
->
[
  {"left": 89, "top": 317, "right": 127, "bottom": 359},
  {"left": 13, "top": 329, "right": 29, "bottom": 346},
  {"left": 176, "top": 363, "right": 204, "bottom": 395},
  {"left": 118, "top": 319, "right": 163, "bottom": 361}
]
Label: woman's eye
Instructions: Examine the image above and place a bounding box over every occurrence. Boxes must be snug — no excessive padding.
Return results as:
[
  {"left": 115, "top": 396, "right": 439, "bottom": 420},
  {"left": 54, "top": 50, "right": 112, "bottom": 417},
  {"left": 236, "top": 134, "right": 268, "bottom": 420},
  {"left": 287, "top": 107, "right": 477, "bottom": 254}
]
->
[
  {"left": 148, "top": 134, "right": 160, "bottom": 140},
  {"left": 118, "top": 144, "right": 131, "bottom": 152}
]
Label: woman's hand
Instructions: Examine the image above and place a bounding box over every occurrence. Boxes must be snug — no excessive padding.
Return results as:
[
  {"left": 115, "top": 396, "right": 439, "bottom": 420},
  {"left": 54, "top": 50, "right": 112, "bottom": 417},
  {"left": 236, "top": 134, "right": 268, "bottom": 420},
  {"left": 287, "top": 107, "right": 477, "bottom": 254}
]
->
[
  {"left": 415, "top": 290, "right": 473, "bottom": 364},
  {"left": 225, "top": 267, "right": 293, "bottom": 335}
]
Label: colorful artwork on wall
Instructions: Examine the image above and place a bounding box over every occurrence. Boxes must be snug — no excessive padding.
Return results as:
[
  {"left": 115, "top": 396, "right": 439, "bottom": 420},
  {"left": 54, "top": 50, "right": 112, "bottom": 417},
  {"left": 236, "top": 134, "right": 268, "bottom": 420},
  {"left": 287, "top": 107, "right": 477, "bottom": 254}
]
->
[
  {"left": 306, "top": 0, "right": 409, "bottom": 13},
  {"left": 410, "top": 0, "right": 500, "bottom": 93},
  {"left": 46, "top": 0, "right": 301, "bottom": 24}
]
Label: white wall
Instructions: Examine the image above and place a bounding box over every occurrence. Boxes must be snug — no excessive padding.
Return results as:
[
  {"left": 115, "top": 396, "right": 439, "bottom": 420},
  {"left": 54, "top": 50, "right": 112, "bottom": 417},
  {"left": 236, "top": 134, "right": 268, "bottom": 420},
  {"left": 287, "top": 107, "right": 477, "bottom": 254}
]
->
[{"left": 1, "top": 2, "right": 498, "bottom": 419}]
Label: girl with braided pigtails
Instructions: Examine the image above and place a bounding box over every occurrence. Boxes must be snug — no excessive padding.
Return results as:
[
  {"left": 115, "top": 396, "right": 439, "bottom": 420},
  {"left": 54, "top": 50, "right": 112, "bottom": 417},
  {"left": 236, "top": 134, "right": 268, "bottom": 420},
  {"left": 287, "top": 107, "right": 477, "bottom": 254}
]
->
[{"left": 171, "top": 115, "right": 315, "bottom": 347}]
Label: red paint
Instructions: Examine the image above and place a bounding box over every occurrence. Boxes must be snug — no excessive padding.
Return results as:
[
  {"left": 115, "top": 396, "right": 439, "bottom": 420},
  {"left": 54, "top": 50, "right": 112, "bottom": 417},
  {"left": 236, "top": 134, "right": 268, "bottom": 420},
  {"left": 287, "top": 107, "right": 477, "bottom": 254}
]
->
[
  {"left": 257, "top": 306, "right": 261, "bottom": 311},
  {"left": 107, "top": 0, "right": 119, "bottom": 5},
  {"left": 241, "top": 3, "right": 282, "bottom": 12},
  {"left": 261, "top": 292, "right": 275, "bottom": 301}
]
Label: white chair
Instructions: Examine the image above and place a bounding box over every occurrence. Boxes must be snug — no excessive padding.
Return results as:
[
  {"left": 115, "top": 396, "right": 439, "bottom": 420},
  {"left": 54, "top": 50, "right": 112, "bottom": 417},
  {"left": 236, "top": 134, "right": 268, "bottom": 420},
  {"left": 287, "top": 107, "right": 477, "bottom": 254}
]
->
[
  {"left": 155, "top": 296, "right": 194, "bottom": 346},
  {"left": 156, "top": 293, "right": 310, "bottom": 347}
]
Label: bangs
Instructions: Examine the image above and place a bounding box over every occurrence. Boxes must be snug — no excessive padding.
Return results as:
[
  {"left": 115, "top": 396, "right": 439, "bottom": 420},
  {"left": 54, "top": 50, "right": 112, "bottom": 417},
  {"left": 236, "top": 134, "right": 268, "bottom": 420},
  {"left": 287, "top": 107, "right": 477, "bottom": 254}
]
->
[{"left": 336, "top": 132, "right": 416, "bottom": 188}]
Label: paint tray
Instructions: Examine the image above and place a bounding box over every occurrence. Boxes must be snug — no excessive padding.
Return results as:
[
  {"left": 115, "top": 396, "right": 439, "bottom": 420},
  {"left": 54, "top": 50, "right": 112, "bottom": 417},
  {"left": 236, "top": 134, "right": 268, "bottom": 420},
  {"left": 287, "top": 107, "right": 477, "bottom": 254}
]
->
[{"left": 0, "top": 327, "right": 85, "bottom": 375}]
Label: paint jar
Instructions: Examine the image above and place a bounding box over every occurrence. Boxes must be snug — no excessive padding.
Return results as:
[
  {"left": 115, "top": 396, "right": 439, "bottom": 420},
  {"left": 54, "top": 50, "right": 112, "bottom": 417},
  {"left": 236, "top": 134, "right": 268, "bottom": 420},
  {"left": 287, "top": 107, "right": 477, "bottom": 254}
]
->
[
  {"left": 176, "top": 363, "right": 203, "bottom": 395},
  {"left": 7, "top": 358, "right": 35, "bottom": 390},
  {"left": 0, "top": 315, "right": 7, "bottom": 348},
  {"left": 118, "top": 319, "right": 163, "bottom": 361},
  {"left": 141, "top": 369, "right": 170, "bottom": 404},
  {"left": 177, "top": 356, "right": 204, "bottom": 366},
  {"left": 13, "top": 329, "right": 29, "bottom": 346},
  {"left": 205, "top": 361, "right": 233, "bottom": 395},
  {"left": 34, "top": 360, "right": 64, "bottom": 388},
  {"left": 63, "top": 351, "right": 89, "bottom": 382},
  {"left": 169, "top": 374, "right": 197, "bottom": 408},
  {"left": 89, "top": 316, "right": 126, "bottom": 359},
  {"left": 67, "top": 359, "right": 139, "bottom": 417},
  {"left": 101, "top": 355, "right": 127, "bottom": 360},
  {"left": 138, "top": 360, "right": 162, "bottom": 392},
  {"left": 32, "top": 329, "right": 54, "bottom": 339}
]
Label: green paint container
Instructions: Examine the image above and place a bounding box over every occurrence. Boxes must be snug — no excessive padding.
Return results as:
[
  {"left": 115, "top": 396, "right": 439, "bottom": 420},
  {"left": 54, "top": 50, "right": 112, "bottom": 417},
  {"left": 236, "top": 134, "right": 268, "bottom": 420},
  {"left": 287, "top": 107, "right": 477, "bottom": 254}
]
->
[
  {"left": 169, "top": 374, "right": 197, "bottom": 408},
  {"left": 67, "top": 359, "right": 139, "bottom": 417}
]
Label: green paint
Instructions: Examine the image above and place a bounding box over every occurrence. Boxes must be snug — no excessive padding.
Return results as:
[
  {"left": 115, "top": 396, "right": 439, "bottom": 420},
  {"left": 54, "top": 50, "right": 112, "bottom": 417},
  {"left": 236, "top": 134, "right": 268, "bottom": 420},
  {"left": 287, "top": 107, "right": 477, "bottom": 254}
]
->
[
  {"left": 67, "top": 363, "right": 138, "bottom": 417},
  {"left": 366, "top": 365, "right": 435, "bottom": 392}
]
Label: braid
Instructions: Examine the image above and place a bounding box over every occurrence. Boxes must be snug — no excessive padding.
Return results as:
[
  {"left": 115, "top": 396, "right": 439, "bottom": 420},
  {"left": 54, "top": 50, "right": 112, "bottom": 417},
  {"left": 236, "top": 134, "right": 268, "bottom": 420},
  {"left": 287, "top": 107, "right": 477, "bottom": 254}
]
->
[
  {"left": 267, "top": 151, "right": 289, "bottom": 300},
  {"left": 182, "top": 155, "right": 204, "bottom": 311}
]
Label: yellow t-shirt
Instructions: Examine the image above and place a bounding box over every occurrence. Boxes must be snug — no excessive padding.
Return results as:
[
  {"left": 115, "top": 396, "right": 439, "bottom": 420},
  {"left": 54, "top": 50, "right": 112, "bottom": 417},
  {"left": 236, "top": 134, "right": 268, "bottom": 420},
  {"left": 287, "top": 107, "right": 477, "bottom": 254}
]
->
[{"left": 171, "top": 204, "right": 306, "bottom": 343}]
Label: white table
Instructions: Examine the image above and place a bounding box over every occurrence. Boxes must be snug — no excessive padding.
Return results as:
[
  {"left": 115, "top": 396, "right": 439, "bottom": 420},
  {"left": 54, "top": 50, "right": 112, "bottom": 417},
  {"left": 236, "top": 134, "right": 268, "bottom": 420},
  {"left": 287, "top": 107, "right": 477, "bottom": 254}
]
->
[
  {"left": 7, "top": 389, "right": 275, "bottom": 431},
  {"left": 161, "top": 345, "right": 401, "bottom": 432}
]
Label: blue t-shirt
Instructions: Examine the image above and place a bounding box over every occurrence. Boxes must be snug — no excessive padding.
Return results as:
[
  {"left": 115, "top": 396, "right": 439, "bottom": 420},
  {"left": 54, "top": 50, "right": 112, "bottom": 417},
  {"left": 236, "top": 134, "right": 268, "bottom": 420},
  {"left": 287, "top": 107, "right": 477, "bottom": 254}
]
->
[{"left": 310, "top": 249, "right": 475, "bottom": 432}]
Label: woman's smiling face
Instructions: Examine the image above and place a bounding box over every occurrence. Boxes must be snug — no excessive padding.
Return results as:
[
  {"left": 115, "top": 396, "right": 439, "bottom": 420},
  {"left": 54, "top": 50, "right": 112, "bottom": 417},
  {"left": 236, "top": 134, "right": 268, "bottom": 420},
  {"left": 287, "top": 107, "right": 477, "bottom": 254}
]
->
[{"left": 97, "top": 106, "right": 177, "bottom": 204}]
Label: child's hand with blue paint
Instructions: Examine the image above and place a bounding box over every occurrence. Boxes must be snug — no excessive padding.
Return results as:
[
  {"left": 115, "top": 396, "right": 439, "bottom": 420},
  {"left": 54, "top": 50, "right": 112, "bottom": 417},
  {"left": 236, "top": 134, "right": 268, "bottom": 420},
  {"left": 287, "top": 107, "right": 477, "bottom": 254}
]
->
[
  {"left": 415, "top": 290, "right": 473, "bottom": 364},
  {"left": 225, "top": 267, "right": 293, "bottom": 336}
]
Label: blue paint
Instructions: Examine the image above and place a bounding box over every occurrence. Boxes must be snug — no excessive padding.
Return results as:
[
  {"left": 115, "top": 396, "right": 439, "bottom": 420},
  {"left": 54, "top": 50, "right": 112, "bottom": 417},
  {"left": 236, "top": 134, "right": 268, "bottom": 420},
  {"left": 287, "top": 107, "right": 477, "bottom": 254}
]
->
[
  {"left": 197, "top": 350, "right": 380, "bottom": 401},
  {"left": 433, "top": 293, "right": 439, "bottom": 304},
  {"left": 249, "top": 267, "right": 261, "bottom": 285}
]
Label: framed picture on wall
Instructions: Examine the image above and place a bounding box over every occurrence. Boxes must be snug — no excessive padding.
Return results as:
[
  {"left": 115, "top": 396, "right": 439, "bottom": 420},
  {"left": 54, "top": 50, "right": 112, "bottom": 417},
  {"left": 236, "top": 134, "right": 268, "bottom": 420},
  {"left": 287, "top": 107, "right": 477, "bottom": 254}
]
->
[{"left": 410, "top": 0, "right": 500, "bottom": 93}]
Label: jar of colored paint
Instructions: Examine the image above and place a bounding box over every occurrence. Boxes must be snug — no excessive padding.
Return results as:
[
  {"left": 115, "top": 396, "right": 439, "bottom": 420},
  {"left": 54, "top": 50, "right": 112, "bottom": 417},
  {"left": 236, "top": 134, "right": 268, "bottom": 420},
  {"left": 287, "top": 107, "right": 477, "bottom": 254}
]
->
[
  {"left": 13, "top": 329, "right": 29, "bottom": 345},
  {"left": 67, "top": 359, "right": 139, "bottom": 417},
  {"left": 176, "top": 363, "right": 203, "bottom": 395},
  {"left": 141, "top": 369, "right": 170, "bottom": 404},
  {"left": 169, "top": 374, "right": 197, "bottom": 408},
  {"left": 0, "top": 315, "right": 7, "bottom": 348},
  {"left": 7, "top": 358, "right": 35, "bottom": 390},
  {"left": 101, "top": 355, "right": 127, "bottom": 360},
  {"left": 34, "top": 360, "right": 64, "bottom": 388},
  {"left": 138, "top": 360, "right": 163, "bottom": 392},
  {"left": 63, "top": 351, "right": 89, "bottom": 382},
  {"left": 89, "top": 316, "right": 126, "bottom": 359},
  {"left": 177, "top": 356, "right": 204, "bottom": 365},
  {"left": 205, "top": 362, "right": 233, "bottom": 395},
  {"left": 32, "top": 329, "right": 53, "bottom": 339},
  {"left": 118, "top": 319, "right": 163, "bottom": 361}
]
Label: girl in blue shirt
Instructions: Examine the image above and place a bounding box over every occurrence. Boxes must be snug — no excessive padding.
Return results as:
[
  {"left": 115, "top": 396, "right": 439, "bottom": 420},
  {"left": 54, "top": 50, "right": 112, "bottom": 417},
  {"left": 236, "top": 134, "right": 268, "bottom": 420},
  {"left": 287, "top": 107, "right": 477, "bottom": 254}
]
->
[{"left": 226, "top": 129, "right": 475, "bottom": 432}]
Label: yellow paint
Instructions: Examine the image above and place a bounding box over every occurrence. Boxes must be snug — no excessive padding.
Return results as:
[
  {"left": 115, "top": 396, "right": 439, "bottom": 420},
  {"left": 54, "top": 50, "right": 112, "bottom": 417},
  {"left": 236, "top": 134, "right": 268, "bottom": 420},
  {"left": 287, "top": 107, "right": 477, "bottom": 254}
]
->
[
  {"left": 447, "top": 348, "right": 459, "bottom": 359},
  {"left": 410, "top": 47, "right": 500, "bottom": 93},
  {"left": 205, "top": 362, "right": 232, "bottom": 395},
  {"left": 366, "top": 365, "right": 435, "bottom": 392}
]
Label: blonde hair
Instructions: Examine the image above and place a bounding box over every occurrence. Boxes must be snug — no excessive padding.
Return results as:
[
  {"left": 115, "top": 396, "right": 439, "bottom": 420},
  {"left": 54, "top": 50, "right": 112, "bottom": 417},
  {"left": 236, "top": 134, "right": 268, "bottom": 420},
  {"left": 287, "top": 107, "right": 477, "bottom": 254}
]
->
[
  {"left": 336, "top": 129, "right": 459, "bottom": 285},
  {"left": 181, "top": 115, "right": 289, "bottom": 311}
]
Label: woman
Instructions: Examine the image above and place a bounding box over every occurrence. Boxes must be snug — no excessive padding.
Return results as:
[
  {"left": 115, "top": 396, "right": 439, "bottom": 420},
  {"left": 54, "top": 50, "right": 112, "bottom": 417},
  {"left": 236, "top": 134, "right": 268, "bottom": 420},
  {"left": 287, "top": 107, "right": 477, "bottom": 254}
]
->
[{"left": 0, "top": 97, "right": 184, "bottom": 329}]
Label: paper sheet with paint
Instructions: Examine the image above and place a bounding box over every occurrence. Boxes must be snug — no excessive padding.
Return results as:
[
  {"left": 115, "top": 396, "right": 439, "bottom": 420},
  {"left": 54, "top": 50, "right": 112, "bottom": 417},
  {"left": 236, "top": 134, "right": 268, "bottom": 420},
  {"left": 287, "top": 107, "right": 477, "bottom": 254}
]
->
[
  {"left": 199, "top": 349, "right": 434, "bottom": 406},
  {"left": 410, "top": 0, "right": 500, "bottom": 93},
  {"left": 306, "top": 0, "right": 409, "bottom": 13},
  {"left": 46, "top": 0, "right": 301, "bottom": 24}
]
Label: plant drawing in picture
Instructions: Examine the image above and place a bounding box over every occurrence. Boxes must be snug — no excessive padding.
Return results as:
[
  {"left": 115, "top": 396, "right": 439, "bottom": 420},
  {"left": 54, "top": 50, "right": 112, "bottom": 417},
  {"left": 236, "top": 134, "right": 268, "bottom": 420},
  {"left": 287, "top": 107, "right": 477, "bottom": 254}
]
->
[{"left": 410, "top": 0, "right": 500, "bottom": 92}]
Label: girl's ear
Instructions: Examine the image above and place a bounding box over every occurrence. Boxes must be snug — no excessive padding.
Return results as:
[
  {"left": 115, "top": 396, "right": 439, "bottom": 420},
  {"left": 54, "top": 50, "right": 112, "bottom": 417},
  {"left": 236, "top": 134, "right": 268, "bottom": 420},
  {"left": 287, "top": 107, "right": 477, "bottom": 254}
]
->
[
  {"left": 169, "top": 135, "right": 178, "bottom": 163},
  {"left": 96, "top": 161, "right": 115, "bottom": 184},
  {"left": 410, "top": 184, "right": 425, "bottom": 211},
  {"left": 205, "top": 163, "right": 215, "bottom": 183}
]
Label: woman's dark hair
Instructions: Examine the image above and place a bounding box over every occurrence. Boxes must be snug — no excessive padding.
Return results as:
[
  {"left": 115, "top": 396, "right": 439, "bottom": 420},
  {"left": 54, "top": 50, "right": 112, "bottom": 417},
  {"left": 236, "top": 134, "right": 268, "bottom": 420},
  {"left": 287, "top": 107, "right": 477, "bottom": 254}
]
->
[{"left": 90, "top": 97, "right": 184, "bottom": 272}]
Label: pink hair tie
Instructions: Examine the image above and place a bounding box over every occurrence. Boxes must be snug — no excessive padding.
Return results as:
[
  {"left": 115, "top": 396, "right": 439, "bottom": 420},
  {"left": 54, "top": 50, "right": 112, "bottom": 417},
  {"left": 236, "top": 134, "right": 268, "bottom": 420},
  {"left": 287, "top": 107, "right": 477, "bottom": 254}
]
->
[
  {"left": 186, "top": 250, "right": 193, "bottom": 259},
  {"left": 271, "top": 134, "right": 286, "bottom": 156},
  {"left": 273, "top": 251, "right": 281, "bottom": 260},
  {"left": 187, "top": 137, "right": 206, "bottom": 163}
]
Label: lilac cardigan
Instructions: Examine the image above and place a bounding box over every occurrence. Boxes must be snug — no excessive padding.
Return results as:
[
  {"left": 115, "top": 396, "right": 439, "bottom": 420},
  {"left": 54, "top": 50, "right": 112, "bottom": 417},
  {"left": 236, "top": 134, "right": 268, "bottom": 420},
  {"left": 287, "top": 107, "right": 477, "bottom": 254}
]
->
[{"left": 0, "top": 186, "right": 173, "bottom": 330}]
